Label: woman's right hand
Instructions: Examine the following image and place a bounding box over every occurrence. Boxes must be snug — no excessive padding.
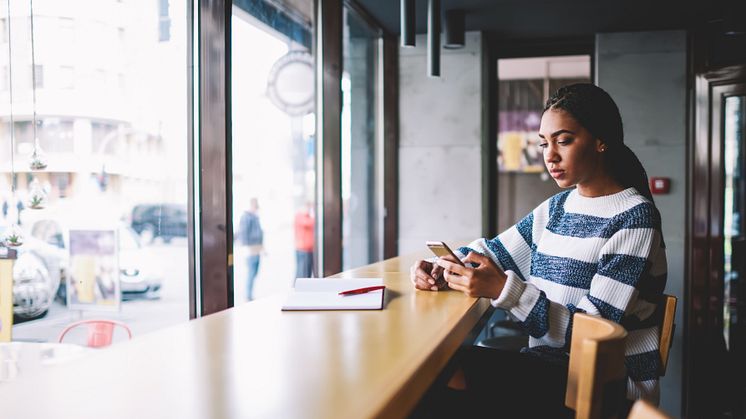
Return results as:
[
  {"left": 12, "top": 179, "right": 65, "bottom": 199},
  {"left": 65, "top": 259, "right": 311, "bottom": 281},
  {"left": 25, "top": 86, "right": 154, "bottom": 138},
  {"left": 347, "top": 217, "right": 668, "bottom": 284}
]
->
[{"left": 410, "top": 259, "right": 447, "bottom": 291}]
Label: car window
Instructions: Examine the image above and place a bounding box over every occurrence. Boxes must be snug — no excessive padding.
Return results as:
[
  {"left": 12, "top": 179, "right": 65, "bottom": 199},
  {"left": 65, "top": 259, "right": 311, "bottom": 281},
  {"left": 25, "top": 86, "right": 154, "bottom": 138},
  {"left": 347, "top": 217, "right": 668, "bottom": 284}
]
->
[{"left": 31, "top": 220, "right": 65, "bottom": 249}]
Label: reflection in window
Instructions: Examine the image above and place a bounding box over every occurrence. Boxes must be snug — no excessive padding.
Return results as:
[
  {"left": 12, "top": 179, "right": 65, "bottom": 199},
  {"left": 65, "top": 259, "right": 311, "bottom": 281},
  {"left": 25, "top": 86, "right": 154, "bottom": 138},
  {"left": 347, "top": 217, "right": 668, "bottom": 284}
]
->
[{"left": 231, "top": 1, "right": 315, "bottom": 305}]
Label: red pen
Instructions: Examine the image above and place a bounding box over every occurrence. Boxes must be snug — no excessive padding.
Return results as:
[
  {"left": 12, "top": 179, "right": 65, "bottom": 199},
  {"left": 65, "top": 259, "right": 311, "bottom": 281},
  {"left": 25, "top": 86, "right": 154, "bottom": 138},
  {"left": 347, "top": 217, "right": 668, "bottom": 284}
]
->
[{"left": 338, "top": 285, "right": 385, "bottom": 296}]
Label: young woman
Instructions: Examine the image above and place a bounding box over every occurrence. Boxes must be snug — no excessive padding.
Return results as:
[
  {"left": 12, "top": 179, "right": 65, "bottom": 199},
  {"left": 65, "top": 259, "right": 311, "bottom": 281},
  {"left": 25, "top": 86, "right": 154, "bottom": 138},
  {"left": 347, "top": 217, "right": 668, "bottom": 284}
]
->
[{"left": 410, "top": 83, "right": 667, "bottom": 416}]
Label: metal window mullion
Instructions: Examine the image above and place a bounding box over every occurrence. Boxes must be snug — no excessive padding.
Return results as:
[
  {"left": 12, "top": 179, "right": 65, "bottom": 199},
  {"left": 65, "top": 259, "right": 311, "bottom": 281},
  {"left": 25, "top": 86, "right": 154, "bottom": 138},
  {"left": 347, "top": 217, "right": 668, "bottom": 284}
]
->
[
  {"left": 198, "top": 0, "right": 232, "bottom": 314},
  {"left": 315, "top": 0, "right": 343, "bottom": 277},
  {"left": 382, "top": 33, "right": 399, "bottom": 259}
]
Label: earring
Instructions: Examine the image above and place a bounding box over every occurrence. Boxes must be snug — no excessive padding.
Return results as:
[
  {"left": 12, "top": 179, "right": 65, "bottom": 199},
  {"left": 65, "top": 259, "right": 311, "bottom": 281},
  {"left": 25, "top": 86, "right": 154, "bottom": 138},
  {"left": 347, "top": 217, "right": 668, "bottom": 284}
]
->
[{"left": 600, "top": 146, "right": 607, "bottom": 152}]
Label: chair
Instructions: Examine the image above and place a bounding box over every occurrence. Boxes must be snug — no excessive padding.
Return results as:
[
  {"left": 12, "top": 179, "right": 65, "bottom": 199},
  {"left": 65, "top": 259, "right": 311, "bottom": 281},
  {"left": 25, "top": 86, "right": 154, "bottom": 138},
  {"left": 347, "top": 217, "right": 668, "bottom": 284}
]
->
[
  {"left": 658, "top": 294, "right": 677, "bottom": 376},
  {"left": 565, "top": 313, "right": 628, "bottom": 419},
  {"left": 58, "top": 319, "right": 132, "bottom": 348},
  {"left": 627, "top": 399, "right": 672, "bottom": 419}
]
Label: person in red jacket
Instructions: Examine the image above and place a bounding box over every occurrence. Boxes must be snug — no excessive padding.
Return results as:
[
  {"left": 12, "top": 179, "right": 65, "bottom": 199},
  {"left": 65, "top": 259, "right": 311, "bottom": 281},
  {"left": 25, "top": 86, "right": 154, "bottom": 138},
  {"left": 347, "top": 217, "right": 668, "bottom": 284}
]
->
[{"left": 294, "top": 202, "right": 314, "bottom": 278}]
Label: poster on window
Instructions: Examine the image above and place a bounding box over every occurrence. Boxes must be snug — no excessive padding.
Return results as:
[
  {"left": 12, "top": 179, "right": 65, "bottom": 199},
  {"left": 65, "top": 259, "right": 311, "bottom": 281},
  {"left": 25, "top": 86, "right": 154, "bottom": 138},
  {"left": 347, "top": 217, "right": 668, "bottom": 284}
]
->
[{"left": 67, "top": 230, "right": 120, "bottom": 311}]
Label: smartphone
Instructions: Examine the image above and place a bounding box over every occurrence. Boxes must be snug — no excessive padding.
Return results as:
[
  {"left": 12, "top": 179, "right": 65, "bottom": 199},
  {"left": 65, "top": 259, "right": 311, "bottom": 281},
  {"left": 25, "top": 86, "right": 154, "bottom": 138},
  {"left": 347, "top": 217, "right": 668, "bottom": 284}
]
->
[{"left": 425, "top": 241, "right": 465, "bottom": 266}]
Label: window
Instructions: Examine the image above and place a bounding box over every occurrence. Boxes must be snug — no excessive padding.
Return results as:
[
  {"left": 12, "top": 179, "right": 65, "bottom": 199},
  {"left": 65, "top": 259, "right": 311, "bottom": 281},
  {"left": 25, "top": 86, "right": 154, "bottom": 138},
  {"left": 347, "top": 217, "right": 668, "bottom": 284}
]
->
[
  {"left": 158, "top": 0, "right": 170, "bottom": 42},
  {"left": 341, "top": 6, "right": 383, "bottom": 269},
  {"left": 31, "top": 64, "right": 43, "bottom": 88},
  {"left": 59, "top": 66, "right": 74, "bottom": 89},
  {"left": 4, "top": 1, "right": 189, "bottom": 344},
  {"left": 58, "top": 17, "right": 75, "bottom": 46},
  {"left": 231, "top": 1, "right": 315, "bottom": 304}
]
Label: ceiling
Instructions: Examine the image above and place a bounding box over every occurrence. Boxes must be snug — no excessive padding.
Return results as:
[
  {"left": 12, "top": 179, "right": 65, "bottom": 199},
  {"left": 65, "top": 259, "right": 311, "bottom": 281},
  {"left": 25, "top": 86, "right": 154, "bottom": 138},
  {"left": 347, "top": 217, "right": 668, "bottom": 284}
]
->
[{"left": 354, "top": 0, "right": 733, "bottom": 39}]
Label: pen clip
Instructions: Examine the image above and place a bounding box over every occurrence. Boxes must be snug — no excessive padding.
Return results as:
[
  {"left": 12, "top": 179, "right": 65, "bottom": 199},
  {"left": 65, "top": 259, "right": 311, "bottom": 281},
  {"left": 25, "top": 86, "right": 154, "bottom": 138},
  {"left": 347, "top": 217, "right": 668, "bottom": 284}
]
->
[{"left": 338, "top": 285, "right": 385, "bottom": 296}]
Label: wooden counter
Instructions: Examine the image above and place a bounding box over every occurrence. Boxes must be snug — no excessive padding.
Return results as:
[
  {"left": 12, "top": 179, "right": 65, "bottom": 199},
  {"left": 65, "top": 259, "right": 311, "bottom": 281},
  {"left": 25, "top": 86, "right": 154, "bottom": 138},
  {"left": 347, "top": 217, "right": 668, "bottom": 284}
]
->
[{"left": 1, "top": 251, "right": 492, "bottom": 419}]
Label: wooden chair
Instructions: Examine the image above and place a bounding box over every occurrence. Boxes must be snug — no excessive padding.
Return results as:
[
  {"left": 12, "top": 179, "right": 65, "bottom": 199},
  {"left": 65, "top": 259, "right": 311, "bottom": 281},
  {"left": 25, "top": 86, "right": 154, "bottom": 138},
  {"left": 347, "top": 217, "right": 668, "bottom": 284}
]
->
[
  {"left": 565, "top": 313, "right": 628, "bottom": 419},
  {"left": 627, "top": 399, "right": 672, "bottom": 419},
  {"left": 658, "top": 294, "right": 677, "bottom": 376}
]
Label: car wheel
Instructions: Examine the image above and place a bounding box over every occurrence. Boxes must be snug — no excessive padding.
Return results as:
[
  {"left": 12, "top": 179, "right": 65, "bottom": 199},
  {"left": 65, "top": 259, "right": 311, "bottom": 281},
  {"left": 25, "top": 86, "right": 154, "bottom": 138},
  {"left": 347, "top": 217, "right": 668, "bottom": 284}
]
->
[{"left": 139, "top": 224, "right": 156, "bottom": 245}]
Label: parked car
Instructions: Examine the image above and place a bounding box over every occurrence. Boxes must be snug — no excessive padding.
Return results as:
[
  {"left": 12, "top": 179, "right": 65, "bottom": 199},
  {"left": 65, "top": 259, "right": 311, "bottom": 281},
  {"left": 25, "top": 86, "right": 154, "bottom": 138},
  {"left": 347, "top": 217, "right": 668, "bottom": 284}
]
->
[{"left": 130, "top": 203, "right": 187, "bottom": 244}]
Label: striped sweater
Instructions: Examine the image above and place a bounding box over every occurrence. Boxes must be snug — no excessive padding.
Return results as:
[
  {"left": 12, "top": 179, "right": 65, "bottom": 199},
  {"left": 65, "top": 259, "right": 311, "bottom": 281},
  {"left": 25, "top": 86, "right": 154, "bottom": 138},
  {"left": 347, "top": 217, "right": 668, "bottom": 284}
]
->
[{"left": 457, "top": 187, "right": 667, "bottom": 402}]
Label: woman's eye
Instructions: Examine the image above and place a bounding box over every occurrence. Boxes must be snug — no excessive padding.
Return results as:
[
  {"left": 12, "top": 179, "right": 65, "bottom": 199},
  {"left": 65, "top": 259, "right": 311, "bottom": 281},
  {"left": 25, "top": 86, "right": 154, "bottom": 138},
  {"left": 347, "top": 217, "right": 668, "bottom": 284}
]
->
[
  {"left": 538, "top": 142, "right": 548, "bottom": 149},
  {"left": 557, "top": 138, "right": 573, "bottom": 145}
]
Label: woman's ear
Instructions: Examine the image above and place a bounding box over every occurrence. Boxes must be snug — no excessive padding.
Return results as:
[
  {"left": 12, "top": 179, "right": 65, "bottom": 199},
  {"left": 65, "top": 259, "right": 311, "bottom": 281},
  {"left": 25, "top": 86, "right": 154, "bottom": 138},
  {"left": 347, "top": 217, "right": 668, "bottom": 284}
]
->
[{"left": 596, "top": 139, "right": 607, "bottom": 153}]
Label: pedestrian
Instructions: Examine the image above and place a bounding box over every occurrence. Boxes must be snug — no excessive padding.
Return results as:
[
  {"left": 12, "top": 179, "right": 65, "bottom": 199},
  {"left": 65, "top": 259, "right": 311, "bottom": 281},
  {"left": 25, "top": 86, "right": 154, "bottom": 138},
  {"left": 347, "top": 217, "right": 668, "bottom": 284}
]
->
[
  {"left": 294, "top": 202, "right": 314, "bottom": 278},
  {"left": 239, "top": 197, "right": 263, "bottom": 301}
]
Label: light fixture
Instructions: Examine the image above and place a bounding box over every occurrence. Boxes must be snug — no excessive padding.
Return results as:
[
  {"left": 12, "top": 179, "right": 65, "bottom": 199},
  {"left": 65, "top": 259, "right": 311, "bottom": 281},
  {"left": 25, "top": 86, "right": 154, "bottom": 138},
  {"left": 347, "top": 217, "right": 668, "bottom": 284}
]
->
[
  {"left": 400, "top": 0, "right": 415, "bottom": 47},
  {"left": 3, "top": 0, "right": 22, "bottom": 247},
  {"left": 427, "top": 0, "right": 440, "bottom": 77},
  {"left": 444, "top": 9, "right": 465, "bottom": 49},
  {"left": 28, "top": 0, "right": 47, "bottom": 171}
]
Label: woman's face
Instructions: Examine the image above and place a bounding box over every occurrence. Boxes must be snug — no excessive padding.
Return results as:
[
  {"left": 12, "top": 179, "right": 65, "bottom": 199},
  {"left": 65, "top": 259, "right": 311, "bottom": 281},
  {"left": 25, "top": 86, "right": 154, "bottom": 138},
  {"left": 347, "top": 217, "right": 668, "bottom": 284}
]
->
[{"left": 538, "top": 108, "right": 605, "bottom": 189}]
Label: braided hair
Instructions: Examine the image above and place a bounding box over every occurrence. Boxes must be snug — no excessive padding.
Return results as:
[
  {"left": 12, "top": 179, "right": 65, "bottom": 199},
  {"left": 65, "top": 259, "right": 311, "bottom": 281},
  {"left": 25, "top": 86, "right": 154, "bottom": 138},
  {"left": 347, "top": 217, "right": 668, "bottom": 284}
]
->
[{"left": 543, "top": 83, "right": 655, "bottom": 204}]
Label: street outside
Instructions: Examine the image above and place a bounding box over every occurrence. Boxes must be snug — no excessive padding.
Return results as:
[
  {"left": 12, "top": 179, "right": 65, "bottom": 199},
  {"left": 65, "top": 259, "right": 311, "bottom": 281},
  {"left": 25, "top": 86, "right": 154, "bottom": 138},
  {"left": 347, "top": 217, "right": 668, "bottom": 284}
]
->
[
  {"left": 11, "top": 228, "right": 302, "bottom": 343},
  {"left": 12, "top": 239, "right": 190, "bottom": 343}
]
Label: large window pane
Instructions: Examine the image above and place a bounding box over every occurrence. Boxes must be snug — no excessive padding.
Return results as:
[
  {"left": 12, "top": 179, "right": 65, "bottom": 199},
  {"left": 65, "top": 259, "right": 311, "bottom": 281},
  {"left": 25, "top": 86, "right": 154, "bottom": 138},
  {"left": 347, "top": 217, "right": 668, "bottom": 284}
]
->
[
  {"left": 1, "top": 0, "right": 189, "bottom": 343},
  {"left": 341, "top": 7, "right": 381, "bottom": 270},
  {"left": 231, "top": 1, "right": 315, "bottom": 304}
]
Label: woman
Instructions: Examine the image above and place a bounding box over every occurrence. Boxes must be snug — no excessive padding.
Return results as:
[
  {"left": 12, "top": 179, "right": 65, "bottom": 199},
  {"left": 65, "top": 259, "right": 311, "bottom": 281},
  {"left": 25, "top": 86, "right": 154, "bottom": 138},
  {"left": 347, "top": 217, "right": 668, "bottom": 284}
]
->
[{"left": 410, "top": 83, "right": 667, "bottom": 416}]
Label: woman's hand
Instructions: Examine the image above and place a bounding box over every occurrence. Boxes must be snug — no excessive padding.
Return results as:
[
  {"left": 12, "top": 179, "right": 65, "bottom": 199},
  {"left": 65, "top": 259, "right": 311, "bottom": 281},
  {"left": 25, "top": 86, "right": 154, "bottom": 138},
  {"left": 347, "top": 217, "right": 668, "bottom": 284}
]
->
[
  {"left": 410, "top": 259, "right": 447, "bottom": 291},
  {"left": 436, "top": 252, "right": 507, "bottom": 299}
]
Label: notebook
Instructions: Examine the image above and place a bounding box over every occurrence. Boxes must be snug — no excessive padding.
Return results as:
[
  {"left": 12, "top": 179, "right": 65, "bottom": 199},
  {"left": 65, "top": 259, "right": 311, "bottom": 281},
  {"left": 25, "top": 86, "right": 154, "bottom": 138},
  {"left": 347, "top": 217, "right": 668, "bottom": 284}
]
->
[{"left": 281, "top": 278, "right": 385, "bottom": 311}]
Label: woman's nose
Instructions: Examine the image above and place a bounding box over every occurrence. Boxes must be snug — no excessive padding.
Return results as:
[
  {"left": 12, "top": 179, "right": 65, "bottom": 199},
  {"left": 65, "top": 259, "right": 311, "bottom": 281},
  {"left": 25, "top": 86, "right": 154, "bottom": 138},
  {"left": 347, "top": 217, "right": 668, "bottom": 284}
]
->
[{"left": 544, "top": 146, "right": 559, "bottom": 163}]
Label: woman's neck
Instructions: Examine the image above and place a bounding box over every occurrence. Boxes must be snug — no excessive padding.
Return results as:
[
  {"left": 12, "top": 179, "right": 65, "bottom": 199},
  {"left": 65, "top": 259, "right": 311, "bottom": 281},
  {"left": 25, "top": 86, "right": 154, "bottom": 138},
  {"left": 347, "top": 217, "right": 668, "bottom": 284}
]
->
[{"left": 575, "top": 175, "right": 625, "bottom": 198}]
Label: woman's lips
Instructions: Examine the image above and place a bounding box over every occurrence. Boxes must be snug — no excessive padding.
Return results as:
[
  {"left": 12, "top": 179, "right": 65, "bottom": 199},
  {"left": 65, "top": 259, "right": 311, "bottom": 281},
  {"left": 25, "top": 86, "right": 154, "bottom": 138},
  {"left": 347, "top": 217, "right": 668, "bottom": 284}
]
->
[{"left": 550, "top": 169, "right": 565, "bottom": 179}]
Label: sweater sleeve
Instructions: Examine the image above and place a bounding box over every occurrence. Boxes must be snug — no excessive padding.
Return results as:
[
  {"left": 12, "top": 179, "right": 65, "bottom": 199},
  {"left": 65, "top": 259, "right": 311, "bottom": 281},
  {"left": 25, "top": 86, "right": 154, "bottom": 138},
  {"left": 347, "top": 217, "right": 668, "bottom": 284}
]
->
[
  {"left": 492, "top": 217, "right": 664, "bottom": 349},
  {"left": 455, "top": 198, "right": 550, "bottom": 281}
]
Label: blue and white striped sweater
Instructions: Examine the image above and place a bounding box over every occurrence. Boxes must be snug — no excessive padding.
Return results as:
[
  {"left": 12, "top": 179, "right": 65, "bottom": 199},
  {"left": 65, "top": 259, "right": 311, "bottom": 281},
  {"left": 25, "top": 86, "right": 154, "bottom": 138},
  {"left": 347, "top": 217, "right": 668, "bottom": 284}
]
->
[{"left": 457, "top": 187, "right": 667, "bottom": 402}]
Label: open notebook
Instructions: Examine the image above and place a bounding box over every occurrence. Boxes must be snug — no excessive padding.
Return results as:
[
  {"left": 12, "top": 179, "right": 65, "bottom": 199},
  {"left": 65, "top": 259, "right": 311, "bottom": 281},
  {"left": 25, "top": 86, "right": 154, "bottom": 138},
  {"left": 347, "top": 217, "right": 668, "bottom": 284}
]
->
[{"left": 281, "top": 278, "right": 385, "bottom": 311}]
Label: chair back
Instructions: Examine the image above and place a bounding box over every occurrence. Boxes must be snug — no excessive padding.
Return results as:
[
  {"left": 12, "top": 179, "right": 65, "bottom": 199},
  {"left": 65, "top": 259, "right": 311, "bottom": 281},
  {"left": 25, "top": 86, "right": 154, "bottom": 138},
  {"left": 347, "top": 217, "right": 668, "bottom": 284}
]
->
[
  {"left": 658, "top": 294, "right": 677, "bottom": 376},
  {"left": 58, "top": 319, "right": 132, "bottom": 348},
  {"left": 565, "top": 313, "right": 628, "bottom": 419},
  {"left": 627, "top": 399, "right": 672, "bottom": 419}
]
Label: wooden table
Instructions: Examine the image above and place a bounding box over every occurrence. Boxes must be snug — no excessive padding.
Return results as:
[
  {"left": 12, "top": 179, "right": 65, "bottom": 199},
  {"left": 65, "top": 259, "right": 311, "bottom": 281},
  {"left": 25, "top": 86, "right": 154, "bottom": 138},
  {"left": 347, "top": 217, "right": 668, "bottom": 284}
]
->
[{"left": 0, "top": 251, "right": 492, "bottom": 419}]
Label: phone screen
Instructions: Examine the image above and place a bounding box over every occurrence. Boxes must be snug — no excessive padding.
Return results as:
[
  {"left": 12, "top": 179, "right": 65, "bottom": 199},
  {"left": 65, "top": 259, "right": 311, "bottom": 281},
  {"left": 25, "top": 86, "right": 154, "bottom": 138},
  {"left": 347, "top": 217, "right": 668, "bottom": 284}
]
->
[{"left": 425, "top": 241, "right": 465, "bottom": 266}]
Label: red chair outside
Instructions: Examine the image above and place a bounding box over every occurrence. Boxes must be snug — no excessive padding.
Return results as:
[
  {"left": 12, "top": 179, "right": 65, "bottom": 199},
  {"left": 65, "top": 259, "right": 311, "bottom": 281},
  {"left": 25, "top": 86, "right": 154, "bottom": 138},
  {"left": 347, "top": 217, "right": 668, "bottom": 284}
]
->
[{"left": 58, "top": 319, "right": 132, "bottom": 348}]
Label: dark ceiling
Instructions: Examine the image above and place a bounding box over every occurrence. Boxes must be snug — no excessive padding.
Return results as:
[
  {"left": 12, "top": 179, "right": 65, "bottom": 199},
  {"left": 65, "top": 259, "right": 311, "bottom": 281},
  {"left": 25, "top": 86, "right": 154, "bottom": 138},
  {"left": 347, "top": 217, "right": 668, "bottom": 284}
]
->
[{"left": 354, "top": 0, "right": 733, "bottom": 39}]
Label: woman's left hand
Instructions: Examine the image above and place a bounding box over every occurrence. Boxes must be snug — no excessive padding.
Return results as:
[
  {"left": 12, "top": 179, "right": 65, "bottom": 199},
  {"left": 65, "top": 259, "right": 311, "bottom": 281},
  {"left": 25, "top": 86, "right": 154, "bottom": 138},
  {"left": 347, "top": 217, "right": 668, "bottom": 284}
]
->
[{"left": 436, "top": 252, "right": 507, "bottom": 299}]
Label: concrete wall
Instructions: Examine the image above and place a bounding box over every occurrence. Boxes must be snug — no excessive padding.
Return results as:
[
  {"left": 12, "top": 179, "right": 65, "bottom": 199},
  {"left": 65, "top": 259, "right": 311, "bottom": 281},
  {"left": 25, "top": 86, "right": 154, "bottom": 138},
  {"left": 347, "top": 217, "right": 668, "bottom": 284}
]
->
[
  {"left": 596, "top": 30, "right": 687, "bottom": 416},
  {"left": 398, "top": 32, "right": 483, "bottom": 253}
]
